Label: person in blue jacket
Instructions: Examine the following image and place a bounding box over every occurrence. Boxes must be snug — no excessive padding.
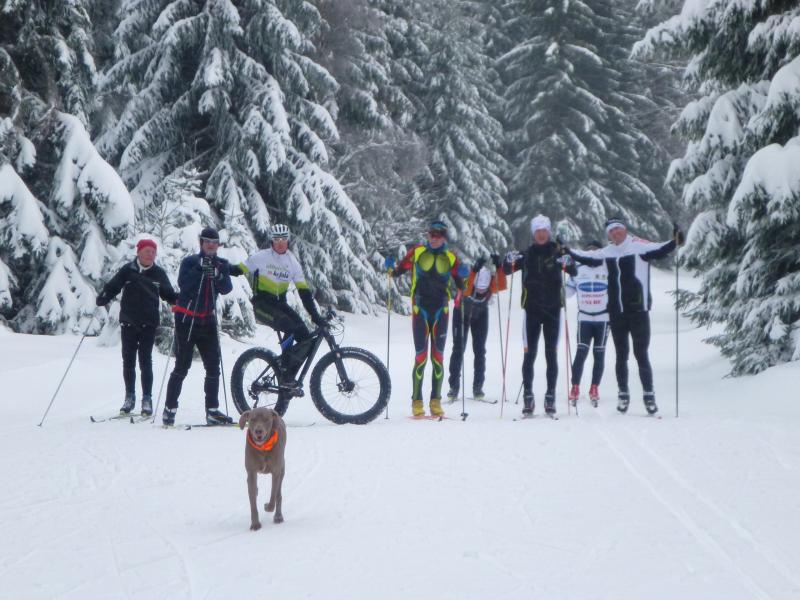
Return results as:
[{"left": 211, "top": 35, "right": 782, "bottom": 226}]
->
[{"left": 162, "top": 227, "right": 234, "bottom": 426}]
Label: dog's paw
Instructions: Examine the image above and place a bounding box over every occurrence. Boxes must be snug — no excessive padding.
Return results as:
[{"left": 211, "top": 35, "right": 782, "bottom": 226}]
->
[
  {"left": 273, "top": 513, "right": 284, "bottom": 524},
  {"left": 250, "top": 521, "right": 262, "bottom": 531},
  {"left": 265, "top": 501, "right": 274, "bottom": 512}
]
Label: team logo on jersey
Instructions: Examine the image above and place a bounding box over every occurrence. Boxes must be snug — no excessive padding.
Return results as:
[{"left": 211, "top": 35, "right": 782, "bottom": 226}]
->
[
  {"left": 269, "top": 268, "right": 291, "bottom": 280},
  {"left": 578, "top": 281, "right": 608, "bottom": 293}
]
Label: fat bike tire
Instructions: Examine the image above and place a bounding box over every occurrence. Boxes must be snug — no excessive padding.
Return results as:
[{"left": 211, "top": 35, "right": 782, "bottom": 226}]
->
[
  {"left": 230, "top": 347, "right": 289, "bottom": 416},
  {"left": 310, "top": 347, "right": 390, "bottom": 424}
]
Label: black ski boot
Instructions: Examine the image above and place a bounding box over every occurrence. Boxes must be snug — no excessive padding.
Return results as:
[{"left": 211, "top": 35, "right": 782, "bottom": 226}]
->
[
  {"left": 643, "top": 391, "right": 658, "bottom": 415},
  {"left": 617, "top": 389, "right": 630, "bottom": 414},
  {"left": 141, "top": 394, "right": 153, "bottom": 417},
  {"left": 162, "top": 407, "right": 177, "bottom": 426},
  {"left": 544, "top": 391, "right": 556, "bottom": 416},
  {"left": 206, "top": 408, "right": 234, "bottom": 425},
  {"left": 522, "top": 392, "right": 535, "bottom": 417},
  {"left": 120, "top": 392, "right": 135, "bottom": 414}
]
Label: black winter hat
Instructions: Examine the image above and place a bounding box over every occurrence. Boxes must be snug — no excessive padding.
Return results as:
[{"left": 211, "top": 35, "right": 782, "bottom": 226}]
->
[{"left": 199, "top": 227, "right": 220, "bottom": 241}]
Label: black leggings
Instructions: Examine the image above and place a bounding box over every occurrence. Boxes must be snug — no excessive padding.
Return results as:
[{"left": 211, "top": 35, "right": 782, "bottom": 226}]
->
[
  {"left": 448, "top": 302, "right": 489, "bottom": 392},
  {"left": 165, "top": 317, "right": 221, "bottom": 410},
  {"left": 252, "top": 295, "right": 310, "bottom": 342},
  {"left": 120, "top": 323, "right": 156, "bottom": 396},
  {"left": 570, "top": 320, "right": 609, "bottom": 386},
  {"left": 252, "top": 296, "right": 312, "bottom": 373},
  {"left": 522, "top": 307, "right": 560, "bottom": 393},
  {"left": 609, "top": 312, "right": 653, "bottom": 392}
]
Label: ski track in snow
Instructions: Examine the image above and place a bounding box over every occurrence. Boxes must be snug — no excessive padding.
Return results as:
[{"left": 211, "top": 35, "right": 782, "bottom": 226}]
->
[{"left": 590, "top": 405, "right": 798, "bottom": 600}]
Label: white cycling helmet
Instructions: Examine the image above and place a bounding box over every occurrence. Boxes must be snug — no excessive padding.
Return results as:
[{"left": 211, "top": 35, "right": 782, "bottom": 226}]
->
[{"left": 269, "top": 223, "right": 291, "bottom": 240}]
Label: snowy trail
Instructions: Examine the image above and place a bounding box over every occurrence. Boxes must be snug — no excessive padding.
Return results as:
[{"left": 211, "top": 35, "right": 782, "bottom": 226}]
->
[{"left": 2, "top": 269, "right": 800, "bottom": 599}]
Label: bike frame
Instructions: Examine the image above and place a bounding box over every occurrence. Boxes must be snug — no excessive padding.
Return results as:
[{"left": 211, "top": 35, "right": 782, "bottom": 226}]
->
[{"left": 254, "top": 319, "right": 349, "bottom": 397}]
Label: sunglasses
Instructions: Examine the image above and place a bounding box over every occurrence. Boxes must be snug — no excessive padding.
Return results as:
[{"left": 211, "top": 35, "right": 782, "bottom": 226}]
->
[
  {"left": 428, "top": 230, "right": 446, "bottom": 239},
  {"left": 200, "top": 238, "right": 220, "bottom": 245}
]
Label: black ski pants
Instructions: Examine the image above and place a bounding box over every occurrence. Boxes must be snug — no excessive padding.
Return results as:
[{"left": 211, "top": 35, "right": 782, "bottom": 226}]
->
[
  {"left": 521, "top": 306, "right": 560, "bottom": 394},
  {"left": 165, "top": 316, "right": 221, "bottom": 410},
  {"left": 609, "top": 311, "right": 653, "bottom": 393},
  {"left": 570, "top": 320, "right": 609, "bottom": 386},
  {"left": 448, "top": 302, "right": 489, "bottom": 393},
  {"left": 252, "top": 295, "right": 313, "bottom": 375},
  {"left": 120, "top": 322, "right": 157, "bottom": 396}
]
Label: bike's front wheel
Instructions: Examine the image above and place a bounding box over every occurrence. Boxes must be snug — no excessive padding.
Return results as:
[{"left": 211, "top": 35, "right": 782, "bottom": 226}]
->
[
  {"left": 309, "top": 347, "right": 390, "bottom": 424},
  {"left": 230, "top": 347, "right": 290, "bottom": 416}
]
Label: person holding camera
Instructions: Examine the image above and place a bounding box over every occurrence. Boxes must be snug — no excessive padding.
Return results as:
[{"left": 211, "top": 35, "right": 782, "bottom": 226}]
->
[{"left": 162, "top": 227, "right": 234, "bottom": 426}]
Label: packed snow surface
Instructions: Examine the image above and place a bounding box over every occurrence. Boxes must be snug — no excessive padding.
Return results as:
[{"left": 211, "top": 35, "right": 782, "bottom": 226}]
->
[{"left": 2, "top": 269, "right": 799, "bottom": 599}]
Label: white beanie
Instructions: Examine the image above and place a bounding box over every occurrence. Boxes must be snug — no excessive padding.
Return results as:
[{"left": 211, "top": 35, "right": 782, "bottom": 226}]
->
[{"left": 530, "top": 215, "right": 552, "bottom": 235}]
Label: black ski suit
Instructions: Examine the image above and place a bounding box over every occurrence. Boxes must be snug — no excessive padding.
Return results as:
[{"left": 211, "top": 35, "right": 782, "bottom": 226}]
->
[
  {"left": 504, "top": 242, "right": 576, "bottom": 395},
  {"left": 96, "top": 260, "right": 177, "bottom": 396}
]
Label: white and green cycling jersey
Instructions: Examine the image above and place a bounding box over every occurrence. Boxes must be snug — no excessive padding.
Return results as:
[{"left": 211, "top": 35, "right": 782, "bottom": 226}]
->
[{"left": 237, "top": 248, "right": 309, "bottom": 298}]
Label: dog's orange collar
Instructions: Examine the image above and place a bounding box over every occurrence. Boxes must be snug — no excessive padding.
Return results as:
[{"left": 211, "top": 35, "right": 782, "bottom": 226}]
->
[{"left": 247, "top": 430, "right": 279, "bottom": 452}]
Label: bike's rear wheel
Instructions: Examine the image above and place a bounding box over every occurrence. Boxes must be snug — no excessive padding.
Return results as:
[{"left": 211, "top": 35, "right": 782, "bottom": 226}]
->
[
  {"left": 230, "top": 347, "right": 289, "bottom": 416},
  {"left": 309, "top": 347, "right": 390, "bottom": 424}
]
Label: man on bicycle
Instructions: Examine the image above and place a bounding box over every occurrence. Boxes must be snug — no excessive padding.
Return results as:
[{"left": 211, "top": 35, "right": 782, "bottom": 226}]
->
[{"left": 232, "top": 224, "right": 325, "bottom": 385}]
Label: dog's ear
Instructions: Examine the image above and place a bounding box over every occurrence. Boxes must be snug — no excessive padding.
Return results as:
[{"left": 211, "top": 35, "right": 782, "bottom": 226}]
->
[{"left": 238, "top": 411, "right": 250, "bottom": 430}]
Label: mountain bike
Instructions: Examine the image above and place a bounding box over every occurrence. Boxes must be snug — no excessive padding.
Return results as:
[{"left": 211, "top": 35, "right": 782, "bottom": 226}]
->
[{"left": 230, "top": 309, "right": 391, "bottom": 424}]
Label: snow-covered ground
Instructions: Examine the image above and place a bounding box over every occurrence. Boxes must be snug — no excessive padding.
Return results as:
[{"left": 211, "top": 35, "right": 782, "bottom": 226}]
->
[{"left": 2, "top": 268, "right": 799, "bottom": 599}]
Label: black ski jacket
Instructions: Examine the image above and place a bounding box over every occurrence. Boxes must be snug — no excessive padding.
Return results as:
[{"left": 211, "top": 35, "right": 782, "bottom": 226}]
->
[
  {"left": 504, "top": 241, "right": 576, "bottom": 312},
  {"left": 97, "top": 261, "right": 177, "bottom": 327}
]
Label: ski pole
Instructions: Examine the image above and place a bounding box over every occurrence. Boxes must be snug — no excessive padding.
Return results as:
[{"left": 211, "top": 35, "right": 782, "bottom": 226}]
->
[
  {"left": 185, "top": 266, "right": 206, "bottom": 342},
  {"left": 496, "top": 278, "right": 506, "bottom": 385},
  {"left": 151, "top": 326, "right": 175, "bottom": 424},
  {"left": 38, "top": 308, "right": 99, "bottom": 427},
  {"left": 209, "top": 275, "right": 230, "bottom": 416},
  {"left": 499, "top": 265, "right": 515, "bottom": 418},
  {"left": 561, "top": 264, "right": 575, "bottom": 417},
  {"left": 514, "top": 382, "right": 523, "bottom": 404},
  {"left": 460, "top": 298, "right": 473, "bottom": 421},
  {"left": 385, "top": 270, "right": 394, "bottom": 420},
  {"left": 674, "top": 224, "right": 680, "bottom": 419}
]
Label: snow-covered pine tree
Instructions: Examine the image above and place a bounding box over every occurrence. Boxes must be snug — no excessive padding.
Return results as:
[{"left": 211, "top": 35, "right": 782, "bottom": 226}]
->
[
  {"left": 412, "top": 0, "right": 511, "bottom": 260},
  {"left": 313, "top": 0, "right": 427, "bottom": 256},
  {"left": 499, "top": 0, "right": 671, "bottom": 245},
  {"left": 1, "top": 0, "right": 133, "bottom": 333},
  {"left": 99, "top": 0, "right": 382, "bottom": 314},
  {"left": 635, "top": 1, "right": 800, "bottom": 374}
]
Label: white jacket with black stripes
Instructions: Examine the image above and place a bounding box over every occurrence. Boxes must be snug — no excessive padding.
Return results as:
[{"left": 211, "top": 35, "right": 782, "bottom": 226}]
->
[{"left": 569, "top": 235, "right": 676, "bottom": 317}]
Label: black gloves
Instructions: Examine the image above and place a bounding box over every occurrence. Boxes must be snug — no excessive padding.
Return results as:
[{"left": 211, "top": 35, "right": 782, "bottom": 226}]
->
[
  {"left": 472, "top": 257, "right": 486, "bottom": 273},
  {"left": 95, "top": 295, "right": 107, "bottom": 307},
  {"left": 673, "top": 225, "right": 686, "bottom": 246},
  {"left": 216, "top": 260, "right": 230, "bottom": 277},
  {"left": 201, "top": 256, "right": 215, "bottom": 276},
  {"left": 490, "top": 254, "right": 502, "bottom": 268}
]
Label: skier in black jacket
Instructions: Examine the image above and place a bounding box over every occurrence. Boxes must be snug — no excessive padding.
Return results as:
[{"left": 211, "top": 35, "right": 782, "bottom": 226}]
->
[
  {"left": 503, "top": 215, "right": 576, "bottom": 417},
  {"left": 566, "top": 217, "right": 684, "bottom": 415},
  {"left": 163, "top": 227, "right": 234, "bottom": 426},
  {"left": 96, "top": 238, "right": 177, "bottom": 416}
]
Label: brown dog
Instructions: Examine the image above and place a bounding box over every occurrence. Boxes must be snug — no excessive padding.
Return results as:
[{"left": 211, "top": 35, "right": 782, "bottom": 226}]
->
[{"left": 238, "top": 407, "right": 287, "bottom": 531}]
